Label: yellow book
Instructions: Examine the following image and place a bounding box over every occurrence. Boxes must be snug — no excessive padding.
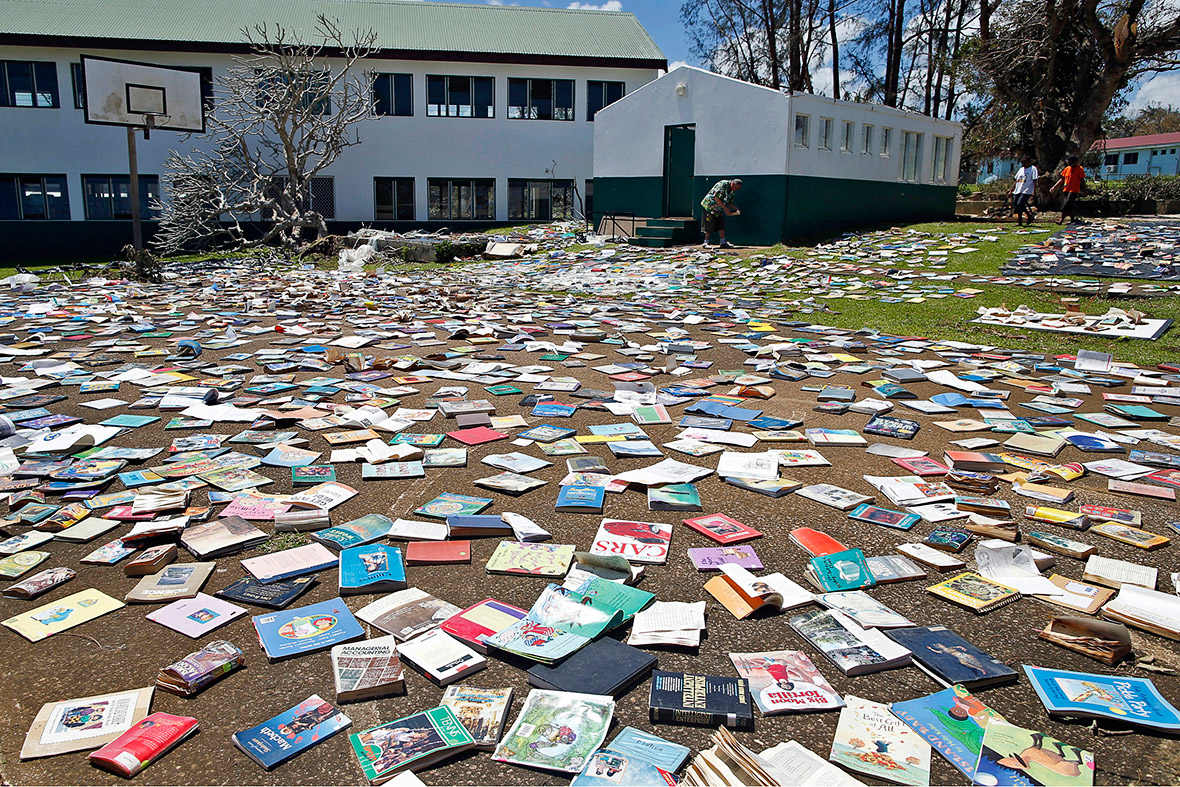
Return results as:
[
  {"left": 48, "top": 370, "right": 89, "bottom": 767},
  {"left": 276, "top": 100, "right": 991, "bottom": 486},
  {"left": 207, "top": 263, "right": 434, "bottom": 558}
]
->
[
  {"left": 1091, "top": 522, "right": 1170, "bottom": 551},
  {"left": 926, "top": 572, "right": 1021, "bottom": 615},
  {"left": 3, "top": 589, "right": 124, "bottom": 642},
  {"left": 574, "top": 434, "right": 624, "bottom": 444}
]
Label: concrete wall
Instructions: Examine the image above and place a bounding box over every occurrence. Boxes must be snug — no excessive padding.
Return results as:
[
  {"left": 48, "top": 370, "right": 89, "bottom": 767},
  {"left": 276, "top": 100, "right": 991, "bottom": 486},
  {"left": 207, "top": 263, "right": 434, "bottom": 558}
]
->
[{"left": 0, "top": 43, "right": 659, "bottom": 250}]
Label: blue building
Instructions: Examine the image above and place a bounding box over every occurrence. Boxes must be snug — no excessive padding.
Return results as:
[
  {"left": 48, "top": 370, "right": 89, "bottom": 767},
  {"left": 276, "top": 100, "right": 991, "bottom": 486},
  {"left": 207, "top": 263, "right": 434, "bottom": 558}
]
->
[{"left": 1094, "top": 132, "right": 1180, "bottom": 180}]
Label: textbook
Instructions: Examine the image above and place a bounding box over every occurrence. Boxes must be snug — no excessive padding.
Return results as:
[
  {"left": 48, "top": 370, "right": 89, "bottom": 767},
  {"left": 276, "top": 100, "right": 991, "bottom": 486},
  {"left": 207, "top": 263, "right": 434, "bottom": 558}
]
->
[
  {"left": 253, "top": 598, "right": 365, "bottom": 660},
  {"left": 886, "top": 626, "right": 1018, "bottom": 689},
  {"left": 331, "top": 635, "right": 405, "bottom": 702},
  {"left": 926, "top": 572, "right": 1021, "bottom": 614},
  {"left": 1024, "top": 665, "right": 1180, "bottom": 731},
  {"left": 788, "top": 609, "right": 912, "bottom": 676},
  {"left": 682, "top": 513, "right": 762, "bottom": 545},
  {"left": 350, "top": 706, "right": 475, "bottom": 783},
  {"left": 398, "top": 628, "right": 487, "bottom": 686},
  {"left": 729, "top": 650, "right": 843, "bottom": 714},
  {"left": 89, "top": 713, "right": 198, "bottom": 778},
  {"left": 440, "top": 686, "right": 514, "bottom": 750},
  {"left": 241, "top": 544, "right": 337, "bottom": 584},
  {"left": 233, "top": 695, "right": 351, "bottom": 770},
  {"left": 606, "top": 727, "right": 691, "bottom": 772},
  {"left": 555, "top": 484, "right": 606, "bottom": 513},
  {"left": 311, "top": 514, "right": 395, "bottom": 551},
  {"left": 892, "top": 685, "right": 1008, "bottom": 780},
  {"left": 125, "top": 562, "right": 216, "bottom": 604},
  {"left": 355, "top": 587, "right": 462, "bottom": 641},
  {"left": 648, "top": 671, "right": 754, "bottom": 729},
  {"left": 830, "top": 696, "right": 930, "bottom": 786},
  {"left": 589, "top": 519, "right": 672, "bottom": 565},
  {"left": 339, "top": 544, "right": 406, "bottom": 595},
  {"left": 20, "top": 687, "right": 154, "bottom": 760}
]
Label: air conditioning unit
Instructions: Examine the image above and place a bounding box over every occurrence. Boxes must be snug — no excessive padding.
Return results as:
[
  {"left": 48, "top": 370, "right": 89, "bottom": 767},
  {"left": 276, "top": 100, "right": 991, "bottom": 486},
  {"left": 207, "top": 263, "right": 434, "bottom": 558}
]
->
[{"left": 1104, "top": 164, "right": 1118, "bottom": 173}]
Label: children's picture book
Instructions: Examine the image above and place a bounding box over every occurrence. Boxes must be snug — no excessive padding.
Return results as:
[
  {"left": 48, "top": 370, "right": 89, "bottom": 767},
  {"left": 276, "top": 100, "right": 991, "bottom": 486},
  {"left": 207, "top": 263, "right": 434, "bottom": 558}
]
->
[
  {"left": 605, "top": 727, "right": 691, "bottom": 772},
  {"left": 20, "top": 687, "right": 154, "bottom": 760},
  {"left": 688, "top": 545, "right": 764, "bottom": 572},
  {"left": 892, "top": 685, "right": 1008, "bottom": 780},
  {"left": 146, "top": 593, "right": 247, "bottom": 638},
  {"left": 253, "top": 598, "right": 365, "bottom": 661},
  {"left": 570, "top": 748, "right": 679, "bottom": 787},
  {"left": 729, "top": 650, "right": 843, "bottom": 714},
  {"left": 493, "top": 689, "right": 615, "bottom": 774},
  {"left": 414, "top": 492, "right": 493, "bottom": 519},
  {"left": 848, "top": 504, "right": 921, "bottom": 531},
  {"left": 973, "top": 720, "right": 1094, "bottom": 787},
  {"left": 1023, "top": 666, "right": 1180, "bottom": 732},
  {"left": 926, "top": 572, "right": 1021, "bottom": 614},
  {"left": 440, "top": 685, "right": 514, "bottom": 749},
  {"left": 0, "top": 550, "right": 51, "bottom": 578},
  {"left": 829, "top": 695, "right": 931, "bottom": 786},
  {"left": 4, "top": 588, "right": 124, "bottom": 642},
  {"left": 885, "top": 626, "right": 1018, "bottom": 690},
  {"left": 486, "top": 541, "right": 576, "bottom": 577},
  {"left": 350, "top": 706, "right": 476, "bottom": 784},
  {"left": 589, "top": 519, "right": 673, "bottom": 565},
  {"left": 233, "top": 695, "right": 351, "bottom": 770},
  {"left": 682, "top": 513, "right": 762, "bottom": 545},
  {"left": 331, "top": 635, "right": 405, "bottom": 702}
]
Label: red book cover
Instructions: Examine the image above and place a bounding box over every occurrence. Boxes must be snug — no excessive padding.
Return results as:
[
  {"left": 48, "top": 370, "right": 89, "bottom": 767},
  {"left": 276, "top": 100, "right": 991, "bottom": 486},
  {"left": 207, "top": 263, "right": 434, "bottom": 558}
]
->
[
  {"left": 892, "top": 456, "right": 950, "bottom": 477},
  {"left": 445, "top": 427, "right": 508, "bottom": 446},
  {"left": 440, "top": 598, "right": 527, "bottom": 653},
  {"left": 788, "top": 527, "right": 848, "bottom": 556},
  {"left": 681, "top": 513, "right": 762, "bottom": 545},
  {"left": 404, "top": 540, "right": 472, "bottom": 565},
  {"left": 89, "top": 713, "right": 198, "bottom": 777}
]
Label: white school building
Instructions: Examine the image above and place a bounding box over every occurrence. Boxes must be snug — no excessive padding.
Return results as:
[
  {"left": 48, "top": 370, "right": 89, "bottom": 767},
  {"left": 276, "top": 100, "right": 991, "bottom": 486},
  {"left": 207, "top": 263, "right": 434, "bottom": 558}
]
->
[{"left": 0, "top": 0, "right": 666, "bottom": 259}]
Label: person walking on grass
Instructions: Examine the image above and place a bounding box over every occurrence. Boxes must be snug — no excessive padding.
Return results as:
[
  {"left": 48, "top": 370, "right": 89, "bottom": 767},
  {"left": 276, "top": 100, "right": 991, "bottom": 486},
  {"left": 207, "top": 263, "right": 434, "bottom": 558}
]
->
[
  {"left": 701, "top": 178, "right": 742, "bottom": 248},
  {"left": 1053, "top": 155, "right": 1086, "bottom": 225},
  {"left": 1012, "top": 156, "right": 1038, "bottom": 226}
]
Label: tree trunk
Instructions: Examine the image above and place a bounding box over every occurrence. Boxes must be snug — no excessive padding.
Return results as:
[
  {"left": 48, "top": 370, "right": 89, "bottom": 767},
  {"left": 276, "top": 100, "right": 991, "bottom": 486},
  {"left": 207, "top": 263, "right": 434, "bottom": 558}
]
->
[
  {"left": 884, "top": 0, "right": 906, "bottom": 107},
  {"left": 828, "top": 0, "right": 840, "bottom": 98},
  {"left": 762, "top": 0, "right": 783, "bottom": 91}
]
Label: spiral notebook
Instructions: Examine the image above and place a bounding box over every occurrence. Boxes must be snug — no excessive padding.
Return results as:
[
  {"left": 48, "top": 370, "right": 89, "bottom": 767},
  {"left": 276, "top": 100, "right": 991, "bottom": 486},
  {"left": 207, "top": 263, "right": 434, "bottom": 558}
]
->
[{"left": 925, "top": 571, "right": 1021, "bottom": 614}]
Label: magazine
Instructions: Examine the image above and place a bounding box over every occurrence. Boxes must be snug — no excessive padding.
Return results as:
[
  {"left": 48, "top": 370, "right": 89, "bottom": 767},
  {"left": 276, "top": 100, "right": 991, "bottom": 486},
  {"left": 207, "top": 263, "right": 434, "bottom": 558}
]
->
[{"left": 729, "top": 650, "right": 843, "bottom": 714}]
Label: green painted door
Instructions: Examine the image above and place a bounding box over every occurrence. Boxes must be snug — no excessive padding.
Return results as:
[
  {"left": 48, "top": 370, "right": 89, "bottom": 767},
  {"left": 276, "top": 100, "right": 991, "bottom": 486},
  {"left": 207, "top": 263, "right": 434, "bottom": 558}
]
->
[{"left": 663, "top": 125, "right": 696, "bottom": 217}]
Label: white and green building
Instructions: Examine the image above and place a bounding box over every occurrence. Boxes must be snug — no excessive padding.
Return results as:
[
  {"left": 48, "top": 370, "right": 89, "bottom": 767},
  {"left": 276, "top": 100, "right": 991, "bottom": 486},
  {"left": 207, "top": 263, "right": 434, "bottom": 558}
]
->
[{"left": 593, "top": 67, "right": 962, "bottom": 246}]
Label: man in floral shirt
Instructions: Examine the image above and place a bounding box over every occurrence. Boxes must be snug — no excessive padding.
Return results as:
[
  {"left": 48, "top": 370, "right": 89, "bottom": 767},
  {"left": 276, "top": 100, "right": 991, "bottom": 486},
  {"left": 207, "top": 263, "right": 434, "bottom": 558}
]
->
[{"left": 700, "top": 178, "right": 742, "bottom": 249}]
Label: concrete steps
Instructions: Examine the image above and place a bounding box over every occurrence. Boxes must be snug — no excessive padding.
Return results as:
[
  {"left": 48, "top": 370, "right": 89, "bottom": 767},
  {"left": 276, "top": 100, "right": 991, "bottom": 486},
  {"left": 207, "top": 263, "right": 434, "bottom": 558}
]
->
[{"left": 628, "top": 217, "right": 700, "bottom": 248}]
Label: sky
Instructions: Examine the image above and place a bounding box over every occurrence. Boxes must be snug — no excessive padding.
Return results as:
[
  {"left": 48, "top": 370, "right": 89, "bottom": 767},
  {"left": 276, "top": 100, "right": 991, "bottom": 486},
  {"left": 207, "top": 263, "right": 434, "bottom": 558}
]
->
[{"left": 473, "top": 0, "right": 1169, "bottom": 115}]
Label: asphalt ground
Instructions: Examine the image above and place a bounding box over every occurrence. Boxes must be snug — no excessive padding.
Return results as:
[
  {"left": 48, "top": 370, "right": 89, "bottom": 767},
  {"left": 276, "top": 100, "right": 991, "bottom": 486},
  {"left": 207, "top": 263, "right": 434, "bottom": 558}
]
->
[{"left": 2, "top": 291, "right": 1180, "bottom": 787}]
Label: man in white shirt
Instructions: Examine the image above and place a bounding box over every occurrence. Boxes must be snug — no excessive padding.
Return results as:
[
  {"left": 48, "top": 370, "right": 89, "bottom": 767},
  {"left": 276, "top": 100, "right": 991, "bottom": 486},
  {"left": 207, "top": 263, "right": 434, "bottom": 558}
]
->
[{"left": 1012, "top": 156, "right": 1038, "bottom": 226}]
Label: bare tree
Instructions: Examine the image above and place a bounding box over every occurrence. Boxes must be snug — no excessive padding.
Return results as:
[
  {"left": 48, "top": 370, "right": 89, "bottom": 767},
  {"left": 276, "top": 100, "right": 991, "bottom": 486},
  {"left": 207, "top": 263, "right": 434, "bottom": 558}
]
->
[{"left": 154, "top": 15, "right": 377, "bottom": 254}]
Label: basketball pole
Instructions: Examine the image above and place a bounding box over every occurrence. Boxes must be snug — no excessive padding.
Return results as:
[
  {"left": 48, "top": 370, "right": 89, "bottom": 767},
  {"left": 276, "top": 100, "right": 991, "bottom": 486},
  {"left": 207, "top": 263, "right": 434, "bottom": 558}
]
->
[{"left": 127, "top": 126, "right": 143, "bottom": 251}]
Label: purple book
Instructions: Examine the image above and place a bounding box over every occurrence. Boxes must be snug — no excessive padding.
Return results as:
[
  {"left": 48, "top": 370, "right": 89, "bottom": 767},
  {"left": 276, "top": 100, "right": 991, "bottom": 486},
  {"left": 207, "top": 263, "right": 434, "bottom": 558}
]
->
[{"left": 688, "top": 546, "right": 764, "bottom": 571}]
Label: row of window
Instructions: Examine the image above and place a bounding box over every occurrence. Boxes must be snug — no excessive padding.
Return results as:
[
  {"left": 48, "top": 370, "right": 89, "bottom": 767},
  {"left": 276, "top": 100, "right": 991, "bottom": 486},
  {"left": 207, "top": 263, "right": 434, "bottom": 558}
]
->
[
  {"left": 793, "top": 113, "right": 952, "bottom": 183},
  {"left": 1104, "top": 149, "right": 1177, "bottom": 167},
  {"left": 0, "top": 173, "right": 578, "bottom": 222},
  {"left": 0, "top": 174, "right": 159, "bottom": 220},
  {"left": 2, "top": 59, "right": 624, "bottom": 121}
]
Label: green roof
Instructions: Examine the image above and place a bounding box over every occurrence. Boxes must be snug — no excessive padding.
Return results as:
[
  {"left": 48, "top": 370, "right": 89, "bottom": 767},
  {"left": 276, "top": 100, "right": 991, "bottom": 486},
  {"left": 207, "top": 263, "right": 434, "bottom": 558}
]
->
[{"left": 1, "top": 0, "right": 666, "bottom": 64}]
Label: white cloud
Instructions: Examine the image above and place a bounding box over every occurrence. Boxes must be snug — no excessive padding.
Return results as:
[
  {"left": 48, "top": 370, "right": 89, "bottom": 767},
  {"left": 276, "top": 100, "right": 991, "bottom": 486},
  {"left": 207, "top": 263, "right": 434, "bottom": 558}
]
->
[
  {"left": 668, "top": 60, "right": 690, "bottom": 71},
  {"left": 1126, "top": 71, "right": 1180, "bottom": 113},
  {"left": 567, "top": 0, "right": 623, "bottom": 9}
]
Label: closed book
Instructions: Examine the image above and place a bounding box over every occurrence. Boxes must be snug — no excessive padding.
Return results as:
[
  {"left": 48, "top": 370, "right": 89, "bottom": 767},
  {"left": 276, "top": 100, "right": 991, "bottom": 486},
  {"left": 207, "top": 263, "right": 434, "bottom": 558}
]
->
[
  {"left": 241, "top": 543, "right": 338, "bottom": 584},
  {"left": 398, "top": 628, "right": 487, "bottom": 686},
  {"left": 682, "top": 513, "right": 761, "bottom": 545},
  {"left": 926, "top": 572, "right": 1021, "bottom": 614},
  {"left": 215, "top": 575, "right": 318, "bottom": 609},
  {"left": 253, "top": 598, "right": 365, "bottom": 661},
  {"left": 405, "top": 540, "right": 471, "bottom": 565},
  {"left": 233, "top": 695, "right": 351, "bottom": 770},
  {"left": 445, "top": 515, "right": 513, "bottom": 538},
  {"left": 331, "top": 635, "right": 405, "bottom": 702},
  {"left": 789, "top": 527, "right": 848, "bottom": 557},
  {"left": 441, "top": 598, "right": 528, "bottom": 653},
  {"left": 349, "top": 707, "right": 475, "bottom": 784},
  {"left": 885, "top": 625, "right": 1018, "bottom": 689},
  {"left": 89, "top": 713, "right": 198, "bottom": 777},
  {"left": 124, "top": 544, "right": 177, "bottom": 577},
  {"left": 648, "top": 670, "right": 753, "bottom": 729},
  {"left": 157, "top": 640, "right": 244, "bottom": 696},
  {"left": 556, "top": 484, "right": 606, "bottom": 513},
  {"left": 527, "top": 637, "right": 657, "bottom": 697},
  {"left": 805, "top": 549, "right": 876, "bottom": 592},
  {"left": 440, "top": 686, "right": 514, "bottom": 750},
  {"left": 125, "top": 562, "right": 216, "bottom": 604},
  {"left": 339, "top": 545, "right": 407, "bottom": 595}
]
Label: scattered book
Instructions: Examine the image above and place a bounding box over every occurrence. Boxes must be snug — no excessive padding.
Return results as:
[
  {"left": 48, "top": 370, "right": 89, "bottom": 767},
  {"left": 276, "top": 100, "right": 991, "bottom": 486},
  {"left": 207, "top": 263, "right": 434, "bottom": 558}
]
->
[
  {"left": 1024, "top": 665, "right": 1180, "bottom": 731},
  {"left": 339, "top": 544, "right": 406, "bottom": 595},
  {"left": 892, "top": 685, "right": 1008, "bottom": 781},
  {"left": 648, "top": 671, "right": 753, "bottom": 729},
  {"left": 729, "top": 650, "right": 843, "bottom": 714},
  {"left": 125, "top": 562, "right": 216, "bottom": 604},
  {"left": 331, "top": 635, "right": 405, "bottom": 702},
  {"left": 973, "top": 721, "right": 1093, "bottom": 787},
  {"left": 682, "top": 513, "right": 762, "bottom": 545},
  {"left": 89, "top": 713, "right": 198, "bottom": 778},
  {"left": 350, "top": 706, "right": 476, "bottom": 784},
  {"left": 440, "top": 685, "right": 514, "bottom": 750},
  {"left": 886, "top": 625, "right": 1018, "bottom": 689},
  {"left": 788, "top": 609, "right": 912, "bottom": 676},
  {"left": 527, "top": 636, "right": 657, "bottom": 697},
  {"left": 830, "top": 695, "right": 931, "bottom": 786},
  {"left": 493, "top": 689, "right": 614, "bottom": 774},
  {"left": 146, "top": 593, "right": 247, "bottom": 638},
  {"left": 926, "top": 572, "right": 1021, "bottom": 615},
  {"left": 233, "top": 695, "right": 351, "bottom": 770},
  {"left": 215, "top": 575, "right": 318, "bottom": 610},
  {"left": 156, "top": 640, "right": 244, "bottom": 697},
  {"left": 253, "top": 598, "right": 365, "bottom": 661},
  {"left": 20, "top": 687, "right": 154, "bottom": 760},
  {"left": 398, "top": 628, "right": 487, "bottom": 686}
]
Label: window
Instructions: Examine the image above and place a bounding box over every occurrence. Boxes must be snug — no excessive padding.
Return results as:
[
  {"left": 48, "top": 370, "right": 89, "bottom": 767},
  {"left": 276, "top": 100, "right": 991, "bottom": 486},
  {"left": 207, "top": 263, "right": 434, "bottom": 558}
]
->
[
  {"left": 1172, "top": 149, "right": 1177, "bottom": 154},
  {"left": 841, "top": 121, "right": 854, "bottom": 152},
  {"left": 426, "top": 76, "right": 494, "bottom": 118},
  {"left": 82, "top": 175, "right": 159, "bottom": 220},
  {"left": 586, "top": 80, "right": 624, "bottom": 121},
  {"left": 428, "top": 178, "right": 494, "bottom": 220},
  {"left": 1, "top": 60, "right": 59, "bottom": 108},
  {"left": 1104, "top": 153, "right": 1118, "bottom": 166},
  {"left": 508, "top": 179, "right": 574, "bottom": 221},
  {"left": 70, "top": 63, "right": 85, "bottom": 109},
  {"left": 932, "top": 136, "right": 951, "bottom": 182},
  {"left": 508, "top": 78, "right": 573, "bottom": 120},
  {"left": 818, "top": 117, "right": 833, "bottom": 150},
  {"left": 372, "top": 73, "right": 412, "bottom": 117},
  {"left": 0, "top": 175, "right": 70, "bottom": 219},
  {"left": 374, "top": 177, "right": 415, "bottom": 220},
  {"left": 900, "top": 131, "right": 923, "bottom": 182},
  {"left": 257, "top": 70, "right": 330, "bottom": 114},
  {"left": 263, "top": 176, "right": 335, "bottom": 219},
  {"left": 862, "top": 124, "right": 874, "bottom": 154},
  {"left": 794, "top": 114, "right": 810, "bottom": 147},
  {"left": 1123, "top": 152, "right": 1139, "bottom": 165},
  {"left": 881, "top": 127, "right": 892, "bottom": 157}
]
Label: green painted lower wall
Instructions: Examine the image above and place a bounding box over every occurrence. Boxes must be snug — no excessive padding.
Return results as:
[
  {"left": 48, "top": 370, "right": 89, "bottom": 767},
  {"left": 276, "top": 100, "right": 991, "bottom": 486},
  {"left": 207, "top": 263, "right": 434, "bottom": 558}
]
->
[{"left": 595, "top": 173, "right": 957, "bottom": 246}]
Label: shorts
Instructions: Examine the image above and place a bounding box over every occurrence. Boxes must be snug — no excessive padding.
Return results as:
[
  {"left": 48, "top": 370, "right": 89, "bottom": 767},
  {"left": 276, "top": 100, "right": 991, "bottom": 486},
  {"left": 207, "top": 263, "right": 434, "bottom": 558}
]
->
[
  {"left": 1061, "top": 191, "right": 1079, "bottom": 212},
  {"left": 702, "top": 212, "right": 725, "bottom": 234},
  {"left": 1013, "top": 193, "right": 1033, "bottom": 213}
]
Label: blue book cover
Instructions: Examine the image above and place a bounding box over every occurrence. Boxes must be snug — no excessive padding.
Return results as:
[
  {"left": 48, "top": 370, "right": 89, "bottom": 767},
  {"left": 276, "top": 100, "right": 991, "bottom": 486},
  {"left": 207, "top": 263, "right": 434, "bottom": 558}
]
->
[
  {"left": 556, "top": 484, "right": 606, "bottom": 512},
  {"left": 233, "top": 694, "right": 351, "bottom": 770},
  {"left": 607, "top": 727, "right": 691, "bottom": 772},
  {"left": 808, "top": 548, "right": 876, "bottom": 591},
  {"left": 1023, "top": 665, "right": 1180, "bottom": 731},
  {"left": 892, "top": 685, "right": 1009, "bottom": 779},
  {"left": 253, "top": 598, "right": 365, "bottom": 661},
  {"left": 531, "top": 402, "right": 576, "bottom": 417},
  {"left": 446, "top": 514, "right": 512, "bottom": 534},
  {"left": 886, "top": 626, "right": 1016, "bottom": 688},
  {"left": 571, "top": 748, "right": 677, "bottom": 786},
  {"left": 339, "top": 545, "right": 405, "bottom": 594},
  {"left": 588, "top": 423, "right": 647, "bottom": 437}
]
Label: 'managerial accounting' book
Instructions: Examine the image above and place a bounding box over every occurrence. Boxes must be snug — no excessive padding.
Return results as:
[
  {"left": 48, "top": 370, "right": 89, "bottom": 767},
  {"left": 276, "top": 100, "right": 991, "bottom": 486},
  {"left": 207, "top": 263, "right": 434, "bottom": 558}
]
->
[
  {"left": 233, "top": 695, "right": 351, "bottom": 770},
  {"left": 331, "top": 635, "right": 405, "bottom": 702}
]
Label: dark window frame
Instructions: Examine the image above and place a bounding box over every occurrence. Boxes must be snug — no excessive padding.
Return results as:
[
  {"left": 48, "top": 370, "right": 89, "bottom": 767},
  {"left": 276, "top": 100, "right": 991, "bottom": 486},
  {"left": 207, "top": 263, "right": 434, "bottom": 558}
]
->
[
  {"left": 426, "top": 75, "right": 494, "bottom": 118},
  {"left": 374, "top": 176, "right": 415, "bottom": 220},
  {"left": 507, "top": 178, "right": 575, "bottom": 221},
  {"left": 508, "top": 77, "right": 574, "bottom": 121},
  {"left": 427, "top": 178, "right": 495, "bottom": 220},
  {"left": 372, "top": 73, "right": 413, "bottom": 117},
  {"left": 0, "top": 60, "right": 60, "bottom": 108},
  {"left": 1123, "top": 151, "right": 1139, "bottom": 165},
  {"left": 81, "top": 174, "right": 160, "bottom": 220},
  {"left": 0, "top": 173, "right": 71, "bottom": 220},
  {"left": 586, "top": 80, "right": 624, "bottom": 121}
]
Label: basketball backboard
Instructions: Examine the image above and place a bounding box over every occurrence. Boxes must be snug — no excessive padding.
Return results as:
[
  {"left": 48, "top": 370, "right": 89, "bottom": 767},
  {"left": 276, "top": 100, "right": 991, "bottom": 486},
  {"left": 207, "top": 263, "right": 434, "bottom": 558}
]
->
[{"left": 81, "top": 55, "right": 206, "bottom": 132}]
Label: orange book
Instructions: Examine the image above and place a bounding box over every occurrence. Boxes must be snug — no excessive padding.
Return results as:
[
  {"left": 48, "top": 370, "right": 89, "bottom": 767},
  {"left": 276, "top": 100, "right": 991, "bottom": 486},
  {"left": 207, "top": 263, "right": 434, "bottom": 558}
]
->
[{"left": 405, "top": 540, "right": 472, "bottom": 565}]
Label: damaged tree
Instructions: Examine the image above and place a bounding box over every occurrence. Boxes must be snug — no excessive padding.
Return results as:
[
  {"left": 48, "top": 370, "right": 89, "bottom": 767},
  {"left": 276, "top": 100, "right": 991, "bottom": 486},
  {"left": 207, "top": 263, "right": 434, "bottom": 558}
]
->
[{"left": 153, "top": 16, "right": 376, "bottom": 254}]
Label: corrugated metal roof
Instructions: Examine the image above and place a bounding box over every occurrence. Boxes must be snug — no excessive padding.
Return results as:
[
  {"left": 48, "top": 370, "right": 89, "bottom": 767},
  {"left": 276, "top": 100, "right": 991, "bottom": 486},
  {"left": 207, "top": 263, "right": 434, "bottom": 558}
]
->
[
  {"left": 2, "top": 0, "right": 666, "bottom": 63},
  {"left": 1094, "top": 132, "right": 1180, "bottom": 151}
]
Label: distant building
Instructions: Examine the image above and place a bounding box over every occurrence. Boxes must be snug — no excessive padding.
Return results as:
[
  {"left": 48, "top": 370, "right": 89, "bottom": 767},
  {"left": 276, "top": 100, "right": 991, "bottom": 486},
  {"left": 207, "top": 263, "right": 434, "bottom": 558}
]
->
[
  {"left": 1093, "top": 132, "right": 1180, "bottom": 180},
  {"left": 975, "top": 155, "right": 1021, "bottom": 184},
  {"left": 0, "top": 0, "right": 665, "bottom": 258},
  {"left": 593, "top": 66, "right": 962, "bottom": 246}
]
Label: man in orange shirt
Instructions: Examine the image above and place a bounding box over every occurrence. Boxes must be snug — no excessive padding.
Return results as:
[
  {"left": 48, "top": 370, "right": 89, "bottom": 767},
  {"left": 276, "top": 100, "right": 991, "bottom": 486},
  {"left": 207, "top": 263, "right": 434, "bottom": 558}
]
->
[{"left": 1053, "top": 155, "right": 1085, "bottom": 225}]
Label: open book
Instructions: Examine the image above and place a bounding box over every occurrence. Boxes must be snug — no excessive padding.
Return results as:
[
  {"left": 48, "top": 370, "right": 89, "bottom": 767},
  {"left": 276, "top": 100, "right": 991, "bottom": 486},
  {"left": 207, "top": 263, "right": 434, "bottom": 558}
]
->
[{"left": 704, "top": 563, "right": 814, "bottom": 619}]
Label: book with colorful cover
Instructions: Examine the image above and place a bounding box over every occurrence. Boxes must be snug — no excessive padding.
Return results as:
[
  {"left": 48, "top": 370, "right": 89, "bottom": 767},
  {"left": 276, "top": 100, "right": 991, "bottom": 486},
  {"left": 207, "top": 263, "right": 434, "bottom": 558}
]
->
[
  {"left": 350, "top": 706, "right": 475, "bottom": 784},
  {"left": 88, "top": 713, "right": 199, "bottom": 777},
  {"left": 807, "top": 549, "right": 877, "bottom": 592},
  {"left": 253, "top": 598, "right": 365, "bottom": 661},
  {"left": 570, "top": 748, "right": 678, "bottom": 786},
  {"left": 439, "top": 685, "right": 514, "bottom": 749},
  {"left": 3, "top": 588, "right": 124, "bottom": 642},
  {"left": 605, "top": 727, "right": 691, "bottom": 772},
  {"left": 973, "top": 720, "right": 1093, "bottom": 787},
  {"left": 926, "top": 572, "right": 1021, "bottom": 614},
  {"left": 848, "top": 504, "right": 921, "bottom": 531},
  {"left": 486, "top": 541, "right": 575, "bottom": 577},
  {"left": 729, "top": 650, "right": 843, "bottom": 714},
  {"left": 339, "top": 544, "right": 406, "bottom": 595},
  {"left": 589, "top": 519, "right": 673, "bottom": 565},
  {"left": 891, "top": 685, "right": 1007, "bottom": 780},
  {"left": 682, "top": 513, "right": 762, "bottom": 545},
  {"left": 688, "top": 545, "right": 764, "bottom": 571},
  {"left": 311, "top": 514, "right": 395, "bottom": 551},
  {"left": 414, "top": 493, "right": 493, "bottom": 520},
  {"left": 885, "top": 626, "right": 1018, "bottom": 689},
  {"left": 493, "top": 689, "right": 615, "bottom": 774},
  {"left": 829, "top": 695, "right": 931, "bottom": 786},
  {"left": 1023, "top": 666, "right": 1180, "bottom": 731},
  {"left": 233, "top": 695, "right": 351, "bottom": 770},
  {"left": 440, "top": 599, "right": 528, "bottom": 653},
  {"left": 19, "top": 687, "right": 154, "bottom": 760}
]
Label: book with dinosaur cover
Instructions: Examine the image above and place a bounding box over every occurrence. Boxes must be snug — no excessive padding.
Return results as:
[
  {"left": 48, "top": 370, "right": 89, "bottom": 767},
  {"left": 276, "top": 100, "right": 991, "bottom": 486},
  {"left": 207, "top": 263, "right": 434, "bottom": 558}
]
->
[
  {"left": 829, "top": 695, "right": 931, "bottom": 786},
  {"left": 892, "top": 685, "right": 1008, "bottom": 780},
  {"left": 233, "top": 695, "right": 351, "bottom": 770},
  {"left": 440, "top": 685, "right": 514, "bottom": 750},
  {"left": 729, "top": 650, "right": 842, "bottom": 714},
  {"left": 350, "top": 706, "right": 475, "bottom": 783},
  {"left": 332, "top": 635, "right": 405, "bottom": 702},
  {"left": 648, "top": 671, "right": 753, "bottom": 730},
  {"left": 20, "top": 687, "right": 154, "bottom": 760}
]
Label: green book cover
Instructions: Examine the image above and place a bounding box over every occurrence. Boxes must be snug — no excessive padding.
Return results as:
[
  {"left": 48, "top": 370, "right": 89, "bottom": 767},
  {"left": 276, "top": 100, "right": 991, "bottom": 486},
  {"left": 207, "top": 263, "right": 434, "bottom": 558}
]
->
[
  {"left": 350, "top": 706, "right": 474, "bottom": 783},
  {"left": 809, "top": 548, "right": 877, "bottom": 592},
  {"left": 292, "top": 465, "right": 336, "bottom": 485}
]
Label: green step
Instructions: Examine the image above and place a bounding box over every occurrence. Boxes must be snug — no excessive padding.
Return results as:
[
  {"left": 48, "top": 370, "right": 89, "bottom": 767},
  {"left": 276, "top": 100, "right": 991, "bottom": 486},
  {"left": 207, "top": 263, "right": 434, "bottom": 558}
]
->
[
  {"left": 627, "top": 236, "right": 673, "bottom": 247},
  {"left": 646, "top": 218, "right": 700, "bottom": 230}
]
